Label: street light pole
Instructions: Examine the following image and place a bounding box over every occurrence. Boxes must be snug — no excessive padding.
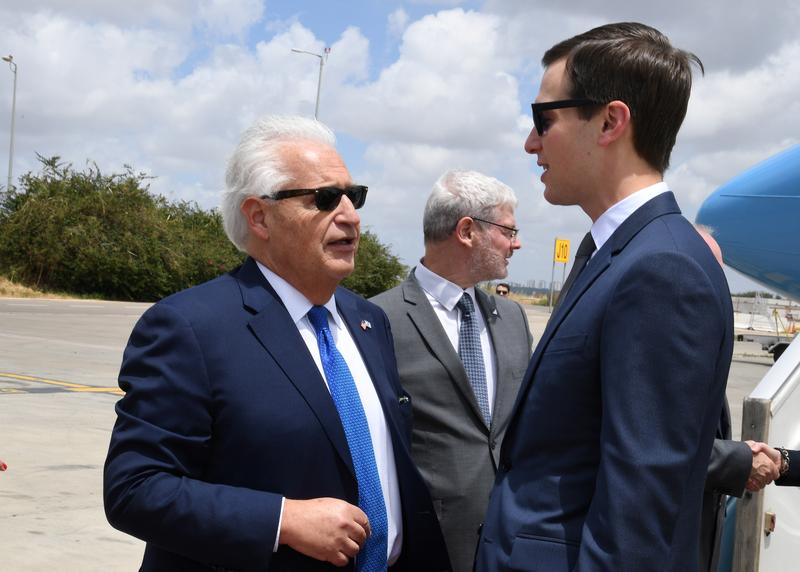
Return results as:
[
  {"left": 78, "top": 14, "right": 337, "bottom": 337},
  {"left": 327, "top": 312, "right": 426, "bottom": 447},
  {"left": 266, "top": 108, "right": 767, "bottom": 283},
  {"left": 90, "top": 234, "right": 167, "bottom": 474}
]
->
[
  {"left": 2, "top": 55, "right": 17, "bottom": 191},
  {"left": 291, "top": 47, "right": 330, "bottom": 120}
]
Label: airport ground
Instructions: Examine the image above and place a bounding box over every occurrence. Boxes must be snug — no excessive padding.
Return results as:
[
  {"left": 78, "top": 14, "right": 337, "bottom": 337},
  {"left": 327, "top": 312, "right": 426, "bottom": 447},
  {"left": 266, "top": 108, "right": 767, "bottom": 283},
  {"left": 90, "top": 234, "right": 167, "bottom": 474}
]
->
[{"left": 0, "top": 297, "right": 775, "bottom": 571}]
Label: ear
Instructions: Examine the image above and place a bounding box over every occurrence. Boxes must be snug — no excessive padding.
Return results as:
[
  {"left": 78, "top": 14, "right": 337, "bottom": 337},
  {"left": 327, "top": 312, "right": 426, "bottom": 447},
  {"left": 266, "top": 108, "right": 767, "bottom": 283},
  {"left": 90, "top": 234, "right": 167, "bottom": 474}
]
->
[
  {"left": 240, "top": 196, "right": 270, "bottom": 241},
  {"left": 597, "top": 100, "right": 631, "bottom": 147},
  {"left": 454, "top": 216, "right": 476, "bottom": 247}
]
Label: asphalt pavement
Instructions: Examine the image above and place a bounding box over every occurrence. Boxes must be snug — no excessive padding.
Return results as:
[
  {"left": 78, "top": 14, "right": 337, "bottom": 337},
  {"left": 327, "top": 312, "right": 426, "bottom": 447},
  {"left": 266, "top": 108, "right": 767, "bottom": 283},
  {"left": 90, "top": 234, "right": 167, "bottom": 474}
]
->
[{"left": 1, "top": 298, "right": 148, "bottom": 571}]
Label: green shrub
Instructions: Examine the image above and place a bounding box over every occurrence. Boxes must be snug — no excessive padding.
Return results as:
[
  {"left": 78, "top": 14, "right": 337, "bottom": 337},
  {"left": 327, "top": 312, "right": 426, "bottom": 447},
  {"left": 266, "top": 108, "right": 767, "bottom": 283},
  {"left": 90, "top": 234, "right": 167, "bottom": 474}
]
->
[
  {"left": 0, "top": 156, "right": 243, "bottom": 301},
  {"left": 0, "top": 156, "right": 406, "bottom": 301}
]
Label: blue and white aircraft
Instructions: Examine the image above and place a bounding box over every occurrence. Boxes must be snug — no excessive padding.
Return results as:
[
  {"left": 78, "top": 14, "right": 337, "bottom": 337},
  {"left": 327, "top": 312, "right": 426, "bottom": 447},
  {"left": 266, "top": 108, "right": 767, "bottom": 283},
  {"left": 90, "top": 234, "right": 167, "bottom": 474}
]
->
[{"left": 696, "top": 144, "right": 800, "bottom": 301}]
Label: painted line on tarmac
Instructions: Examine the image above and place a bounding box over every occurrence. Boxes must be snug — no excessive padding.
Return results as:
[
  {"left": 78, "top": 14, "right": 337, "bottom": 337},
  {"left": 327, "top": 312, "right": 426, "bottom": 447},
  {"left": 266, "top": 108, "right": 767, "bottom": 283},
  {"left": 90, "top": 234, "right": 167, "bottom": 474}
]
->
[
  {"left": 0, "top": 331, "right": 123, "bottom": 351},
  {"left": 0, "top": 372, "right": 123, "bottom": 395}
]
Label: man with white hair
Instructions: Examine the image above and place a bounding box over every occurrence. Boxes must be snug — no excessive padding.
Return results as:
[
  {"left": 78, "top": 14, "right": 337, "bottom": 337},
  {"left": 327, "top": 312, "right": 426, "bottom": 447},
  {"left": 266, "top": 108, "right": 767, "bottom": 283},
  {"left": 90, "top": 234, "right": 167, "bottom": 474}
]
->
[
  {"left": 372, "top": 170, "right": 532, "bottom": 572},
  {"left": 104, "top": 115, "right": 450, "bottom": 572}
]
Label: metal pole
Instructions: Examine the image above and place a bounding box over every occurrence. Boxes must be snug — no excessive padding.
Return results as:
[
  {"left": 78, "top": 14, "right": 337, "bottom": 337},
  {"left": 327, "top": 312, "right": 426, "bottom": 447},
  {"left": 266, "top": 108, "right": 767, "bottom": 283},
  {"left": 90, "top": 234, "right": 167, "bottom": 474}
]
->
[
  {"left": 314, "top": 55, "right": 323, "bottom": 120},
  {"left": 291, "top": 48, "right": 329, "bottom": 120},
  {"left": 548, "top": 238, "right": 557, "bottom": 313},
  {"left": 2, "top": 55, "right": 16, "bottom": 191}
]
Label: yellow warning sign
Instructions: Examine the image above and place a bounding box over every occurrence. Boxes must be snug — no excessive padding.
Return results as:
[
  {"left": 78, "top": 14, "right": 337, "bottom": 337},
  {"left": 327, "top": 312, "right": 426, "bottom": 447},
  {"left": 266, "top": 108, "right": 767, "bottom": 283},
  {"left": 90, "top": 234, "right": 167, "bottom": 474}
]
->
[{"left": 554, "top": 239, "right": 570, "bottom": 263}]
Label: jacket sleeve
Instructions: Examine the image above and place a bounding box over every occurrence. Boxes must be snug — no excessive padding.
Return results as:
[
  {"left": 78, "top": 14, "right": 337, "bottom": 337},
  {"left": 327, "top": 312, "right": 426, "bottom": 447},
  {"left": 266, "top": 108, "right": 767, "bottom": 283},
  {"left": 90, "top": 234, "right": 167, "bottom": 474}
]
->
[
  {"left": 705, "top": 439, "right": 752, "bottom": 496},
  {"left": 103, "top": 302, "right": 282, "bottom": 570},
  {"left": 776, "top": 449, "right": 800, "bottom": 486}
]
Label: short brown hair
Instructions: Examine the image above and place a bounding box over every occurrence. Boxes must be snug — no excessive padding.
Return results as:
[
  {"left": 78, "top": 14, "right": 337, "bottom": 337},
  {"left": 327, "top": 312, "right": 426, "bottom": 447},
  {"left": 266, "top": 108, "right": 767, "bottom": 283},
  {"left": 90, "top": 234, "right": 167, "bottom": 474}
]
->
[{"left": 543, "top": 22, "right": 703, "bottom": 173}]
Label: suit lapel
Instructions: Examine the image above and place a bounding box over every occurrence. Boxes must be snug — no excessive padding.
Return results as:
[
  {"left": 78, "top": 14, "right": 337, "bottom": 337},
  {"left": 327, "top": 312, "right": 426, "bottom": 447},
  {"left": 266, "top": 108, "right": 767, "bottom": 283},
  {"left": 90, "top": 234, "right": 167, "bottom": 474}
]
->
[
  {"left": 402, "top": 272, "right": 489, "bottom": 428},
  {"left": 505, "top": 192, "right": 683, "bottom": 434},
  {"left": 235, "top": 259, "right": 355, "bottom": 479},
  {"left": 337, "top": 292, "right": 395, "bottom": 410}
]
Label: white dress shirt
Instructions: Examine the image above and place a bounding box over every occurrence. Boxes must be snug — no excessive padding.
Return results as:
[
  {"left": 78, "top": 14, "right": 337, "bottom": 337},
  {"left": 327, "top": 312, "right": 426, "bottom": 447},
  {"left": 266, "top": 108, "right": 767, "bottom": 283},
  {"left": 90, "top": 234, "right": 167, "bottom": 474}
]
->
[
  {"left": 590, "top": 181, "right": 669, "bottom": 253},
  {"left": 257, "top": 262, "right": 402, "bottom": 564},
  {"left": 414, "top": 262, "right": 497, "bottom": 417}
]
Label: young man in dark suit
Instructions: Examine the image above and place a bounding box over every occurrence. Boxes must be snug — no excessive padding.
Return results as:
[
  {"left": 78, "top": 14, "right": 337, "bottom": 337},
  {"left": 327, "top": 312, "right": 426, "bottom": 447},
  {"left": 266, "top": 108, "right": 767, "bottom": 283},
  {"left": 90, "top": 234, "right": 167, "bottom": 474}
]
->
[{"left": 476, "top": 23, "right": 734, "bottom": 571}]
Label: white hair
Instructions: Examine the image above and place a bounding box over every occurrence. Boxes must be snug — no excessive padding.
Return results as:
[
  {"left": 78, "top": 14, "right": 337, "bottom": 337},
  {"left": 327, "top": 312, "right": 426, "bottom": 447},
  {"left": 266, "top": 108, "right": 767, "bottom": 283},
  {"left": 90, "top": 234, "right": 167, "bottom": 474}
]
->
[
  {"left": 221, "top": 115, "right": 336, "bottom": 251},
  {"left": 423, "top": 170, "right": 518, "bottom": 243}
]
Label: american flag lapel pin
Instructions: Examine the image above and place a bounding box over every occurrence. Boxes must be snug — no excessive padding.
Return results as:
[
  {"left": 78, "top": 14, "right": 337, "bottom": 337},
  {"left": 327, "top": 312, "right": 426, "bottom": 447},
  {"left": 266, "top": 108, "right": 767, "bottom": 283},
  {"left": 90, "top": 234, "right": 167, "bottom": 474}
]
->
[{"left": 360, "top": 319, "right": 372, "bottom": 331}]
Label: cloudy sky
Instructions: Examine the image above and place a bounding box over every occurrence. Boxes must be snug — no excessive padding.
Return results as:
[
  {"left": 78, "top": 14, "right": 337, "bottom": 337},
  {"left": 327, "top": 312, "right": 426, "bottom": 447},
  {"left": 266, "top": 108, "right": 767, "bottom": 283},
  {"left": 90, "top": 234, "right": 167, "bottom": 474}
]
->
[{"left": 1, "top": 0, "right": 798, "bottom": 292}]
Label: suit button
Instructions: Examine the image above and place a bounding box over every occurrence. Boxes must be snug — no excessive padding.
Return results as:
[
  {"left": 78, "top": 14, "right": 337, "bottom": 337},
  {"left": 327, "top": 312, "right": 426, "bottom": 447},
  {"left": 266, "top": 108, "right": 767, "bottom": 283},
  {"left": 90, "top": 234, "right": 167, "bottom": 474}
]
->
[{"left": 490, "top": 439, "right": 497, "bottom": 449}]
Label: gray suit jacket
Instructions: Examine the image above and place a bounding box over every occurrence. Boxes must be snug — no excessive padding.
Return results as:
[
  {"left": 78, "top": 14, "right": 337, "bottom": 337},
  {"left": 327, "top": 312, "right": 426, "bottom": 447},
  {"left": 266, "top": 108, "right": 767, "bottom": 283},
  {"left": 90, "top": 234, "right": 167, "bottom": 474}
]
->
[
  {"left": 372, "top": 270, "right": 532, "bottom": 572},
  {"left": 700, "top": 399, "right": 751, "bottom": 572}
]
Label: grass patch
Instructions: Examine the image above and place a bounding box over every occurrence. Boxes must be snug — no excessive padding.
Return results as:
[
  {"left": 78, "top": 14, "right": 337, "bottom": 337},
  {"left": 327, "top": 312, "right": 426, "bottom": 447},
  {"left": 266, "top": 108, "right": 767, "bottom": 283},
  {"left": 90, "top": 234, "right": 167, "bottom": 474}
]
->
[{"left": 0, "top": 276, "right": 75, "bottom": 299}]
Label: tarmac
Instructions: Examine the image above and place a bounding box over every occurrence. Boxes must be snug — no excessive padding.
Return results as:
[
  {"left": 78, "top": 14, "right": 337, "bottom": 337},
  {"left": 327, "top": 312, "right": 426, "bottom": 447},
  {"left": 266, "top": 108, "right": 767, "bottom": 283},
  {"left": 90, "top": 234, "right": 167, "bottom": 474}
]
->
[{"left": 0, "top": 297, "right": 776, "bottom": 571}]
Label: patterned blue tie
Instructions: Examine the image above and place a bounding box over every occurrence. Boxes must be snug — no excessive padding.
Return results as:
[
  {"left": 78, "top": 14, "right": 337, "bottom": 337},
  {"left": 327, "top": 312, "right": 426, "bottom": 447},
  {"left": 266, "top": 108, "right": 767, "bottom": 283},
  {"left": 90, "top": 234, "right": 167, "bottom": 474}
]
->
[
  {"left": 456, "top": 293, "right": 491, "bottom": 426},
  {"left": 307, "top": 305, "right": 388, "bottom": 572}
]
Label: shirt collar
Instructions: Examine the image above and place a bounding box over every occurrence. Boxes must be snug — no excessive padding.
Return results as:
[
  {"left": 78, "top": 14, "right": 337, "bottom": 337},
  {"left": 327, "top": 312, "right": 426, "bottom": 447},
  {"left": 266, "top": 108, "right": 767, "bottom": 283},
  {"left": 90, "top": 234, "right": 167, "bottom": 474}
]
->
[
  {"left": 414, "top": 261, "right": 477, "bottom": 312},
  {"left": 256, "top": 261, "right": 343, "bottom": 330},
  {"left": 591, "top": 181, "right": 669, "bottom": 253}
]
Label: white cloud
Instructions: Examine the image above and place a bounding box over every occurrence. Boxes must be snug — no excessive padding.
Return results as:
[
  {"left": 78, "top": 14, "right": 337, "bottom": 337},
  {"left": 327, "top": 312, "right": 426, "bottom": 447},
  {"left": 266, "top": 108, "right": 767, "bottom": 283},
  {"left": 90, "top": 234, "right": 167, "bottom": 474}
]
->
[
  {"left": 387, "top": 8, "right": 409, "bottom": 39},
  {"left": 331, "top": 9, "right": 522, "bottom": 150},
  {"left": 198, "top": 0, "right": 264, "bottom": 37},
  {"left": 408, "top": 0, "right": 467, "bottom": 5},
  {"left": 0, "top": 0, "right": 198, "bottom": 30},
  {"left": 484, "top": 0, "right": 800, "bottom": 71},
  {"left": 0, "top": 10, "right": 305, "bottom": 200},
  {"left": 684, "top": 41, "right": 800, "bottom": 148}
]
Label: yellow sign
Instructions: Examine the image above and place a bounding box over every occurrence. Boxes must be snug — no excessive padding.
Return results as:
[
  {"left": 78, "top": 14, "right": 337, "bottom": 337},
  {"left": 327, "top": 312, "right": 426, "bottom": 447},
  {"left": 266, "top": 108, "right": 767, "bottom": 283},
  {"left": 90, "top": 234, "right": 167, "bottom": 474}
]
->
[{"left": 554, "top": 239, "right": 570, "bottom": 263}]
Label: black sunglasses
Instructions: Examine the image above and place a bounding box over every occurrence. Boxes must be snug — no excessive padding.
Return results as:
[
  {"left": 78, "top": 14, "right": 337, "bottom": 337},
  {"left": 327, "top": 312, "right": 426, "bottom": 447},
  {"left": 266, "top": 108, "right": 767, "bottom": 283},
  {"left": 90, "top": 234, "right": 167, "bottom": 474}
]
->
[
  {"left": 531, "top": 98, "right": 602, "bottom": 136},
  {"left": 262, "top": 185, "right": 368, "bottom": 211}
]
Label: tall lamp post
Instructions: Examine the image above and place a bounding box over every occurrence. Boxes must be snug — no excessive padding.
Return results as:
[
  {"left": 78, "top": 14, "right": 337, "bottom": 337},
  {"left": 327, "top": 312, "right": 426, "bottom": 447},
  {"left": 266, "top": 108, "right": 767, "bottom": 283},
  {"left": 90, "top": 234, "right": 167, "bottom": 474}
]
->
[
  {"left": 291, "top": 47, "right": 330, "bottom": 120},
  {"left": 2, "top": 55, "right": 17, "bottom": 191}
]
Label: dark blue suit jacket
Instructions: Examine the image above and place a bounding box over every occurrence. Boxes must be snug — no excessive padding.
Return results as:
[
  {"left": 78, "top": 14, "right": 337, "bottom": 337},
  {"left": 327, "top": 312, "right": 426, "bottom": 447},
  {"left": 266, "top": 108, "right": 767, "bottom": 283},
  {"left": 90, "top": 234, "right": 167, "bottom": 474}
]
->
[
  {"left": 104, "top": 257, "right": 450, "bottom": 571},
  {"left": 476, "top": 193, "right": 734, "bottom": 571}
]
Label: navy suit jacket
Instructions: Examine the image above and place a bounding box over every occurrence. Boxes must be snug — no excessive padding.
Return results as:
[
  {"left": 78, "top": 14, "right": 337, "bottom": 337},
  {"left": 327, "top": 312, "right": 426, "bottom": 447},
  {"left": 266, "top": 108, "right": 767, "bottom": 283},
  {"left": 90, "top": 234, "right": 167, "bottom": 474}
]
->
[
  {"left": 476, "top": 193, "right": 734, "bottom": 571},
  {"left": 104, "top": 257, "right": 450, "bottom": 571}
]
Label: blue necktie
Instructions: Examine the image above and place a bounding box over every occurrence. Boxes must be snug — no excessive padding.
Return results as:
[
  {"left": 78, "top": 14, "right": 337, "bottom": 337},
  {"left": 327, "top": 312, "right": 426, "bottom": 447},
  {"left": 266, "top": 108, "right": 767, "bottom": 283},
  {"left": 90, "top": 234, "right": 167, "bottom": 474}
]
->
[
  {"left": 307, "top": 305, "right": 388, "bottom": 572},
  {"left": 456, "top": 293, "right": 491, "bottom": 426}
]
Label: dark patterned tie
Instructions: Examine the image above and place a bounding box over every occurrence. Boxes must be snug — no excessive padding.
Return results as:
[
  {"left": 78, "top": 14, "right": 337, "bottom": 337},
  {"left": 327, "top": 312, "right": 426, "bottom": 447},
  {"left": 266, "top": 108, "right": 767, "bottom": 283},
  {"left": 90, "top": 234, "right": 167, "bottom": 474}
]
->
[
  {"left": 456, "top": 293, "right": 491, "bottom": 426},
  {"left": 307, "top": 306, "right": 388, "bottom": 572},
  {"left": 556, "top": 232, "right": 596, "bottom": 309}
]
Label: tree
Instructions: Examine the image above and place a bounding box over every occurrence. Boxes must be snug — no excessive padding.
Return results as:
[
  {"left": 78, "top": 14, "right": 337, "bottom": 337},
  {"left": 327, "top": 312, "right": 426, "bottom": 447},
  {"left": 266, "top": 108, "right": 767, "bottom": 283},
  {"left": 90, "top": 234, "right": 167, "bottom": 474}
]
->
[{"left": 342, "top": 229, "right": 407, "bottom": 298}]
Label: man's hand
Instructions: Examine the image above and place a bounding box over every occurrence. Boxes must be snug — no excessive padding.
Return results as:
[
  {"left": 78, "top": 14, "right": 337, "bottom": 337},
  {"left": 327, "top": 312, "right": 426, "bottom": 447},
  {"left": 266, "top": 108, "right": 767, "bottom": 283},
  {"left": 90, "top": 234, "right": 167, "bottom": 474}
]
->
[
  {"left": 745, "top": 440, "right": 781, "bottom": 491},
  {"left": 279, "top": 497, "right": 371, "bottom": 567}
]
